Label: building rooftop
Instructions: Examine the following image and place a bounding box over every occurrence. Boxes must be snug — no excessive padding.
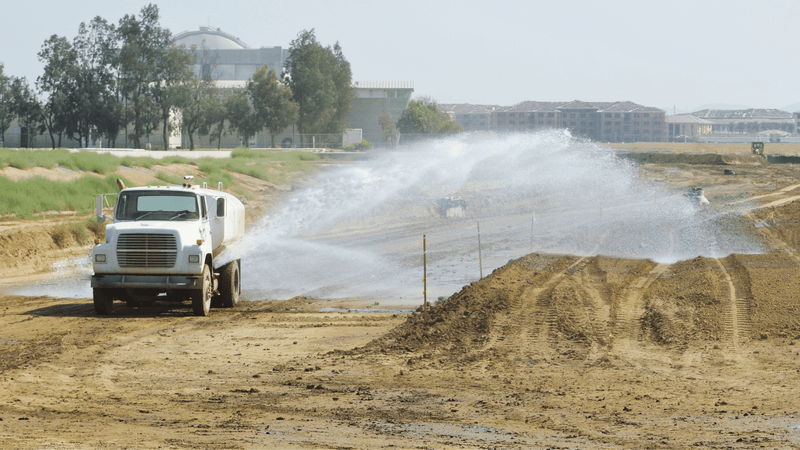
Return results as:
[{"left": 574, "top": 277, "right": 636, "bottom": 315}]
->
[
  {"left": 439, "top": 103, "right": 500, "bottom": 114},
  {"left": 691, "top": 109, "right": 792, "bottom": 119},
  {"left": 666, "top": 114, "right": 712, "bottom": 124},
  {"left": 172, "top": 26, "right": 250, "bottom": 50},
  {"left": 353, "top": 81, "right": 414, "bottom": 90}
]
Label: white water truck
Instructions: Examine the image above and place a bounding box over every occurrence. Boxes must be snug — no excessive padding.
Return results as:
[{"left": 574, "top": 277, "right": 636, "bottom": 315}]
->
[{"left": 91, "top": 176, "right": 245, "bottom": 316}]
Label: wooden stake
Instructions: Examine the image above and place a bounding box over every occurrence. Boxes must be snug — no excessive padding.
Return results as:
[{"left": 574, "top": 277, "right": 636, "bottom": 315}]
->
[
  {"left": 477, "top": 222, "right": 483, "bottom": 279},
  {"left": 423, "top": 235, "right": 427, "bottom": 319}
]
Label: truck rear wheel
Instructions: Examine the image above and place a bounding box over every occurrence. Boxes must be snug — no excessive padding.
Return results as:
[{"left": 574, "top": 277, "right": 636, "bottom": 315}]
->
[
  {"left": 192, "top": 265, "right": 212, "bottom": 316},
  {"left": 219, "top": 260, "right": 241, "bottom": 308},
  {"left": 93, "top": 288, "right": 114, "bottom": 315}
]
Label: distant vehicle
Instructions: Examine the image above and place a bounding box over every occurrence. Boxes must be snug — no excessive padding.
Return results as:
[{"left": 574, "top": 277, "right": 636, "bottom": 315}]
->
[
  {"left": 724, "top": 169, "right": 736, "bottom": 175},
  {"left": 684, "top": 187, "right": 710, "bottom": 206},
  {"left": 91, "top": 176, "right": 245, "bottom": 316},
  {"left": 435, "top": 198, "right": 467, "bottom": 218},
  {"left": 752, "top": 142, "right": 764, "bottom": 155}
]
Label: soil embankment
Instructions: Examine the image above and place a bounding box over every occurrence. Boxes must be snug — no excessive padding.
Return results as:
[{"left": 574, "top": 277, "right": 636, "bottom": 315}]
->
[{"left": 620, "top": 152, "right": 768, "bottom": 166}]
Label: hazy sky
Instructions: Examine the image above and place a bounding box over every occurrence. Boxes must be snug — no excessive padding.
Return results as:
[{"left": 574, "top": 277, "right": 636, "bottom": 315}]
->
[{"left": 2, "top": 0, "right": 799, "bottom": 113}]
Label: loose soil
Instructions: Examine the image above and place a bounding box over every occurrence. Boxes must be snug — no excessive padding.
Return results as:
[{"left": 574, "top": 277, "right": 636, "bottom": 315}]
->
[{"left": 3, "top": 154, "right": 800, "bottom": 449}]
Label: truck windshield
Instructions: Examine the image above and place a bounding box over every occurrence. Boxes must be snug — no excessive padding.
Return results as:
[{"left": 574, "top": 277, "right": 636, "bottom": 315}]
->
[{"left": 116, "top": 191, "right": 200, "bottom": 221}]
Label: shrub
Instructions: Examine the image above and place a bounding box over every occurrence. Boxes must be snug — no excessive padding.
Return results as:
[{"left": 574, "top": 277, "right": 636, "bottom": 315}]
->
[{"left": 343, "top": 139, "right": 372, "bottom": 152}]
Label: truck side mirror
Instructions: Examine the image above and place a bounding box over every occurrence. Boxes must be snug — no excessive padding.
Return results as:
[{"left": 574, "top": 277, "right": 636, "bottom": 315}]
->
[{"left": 216, "top": 198, "right": 225, "bottom": 217}]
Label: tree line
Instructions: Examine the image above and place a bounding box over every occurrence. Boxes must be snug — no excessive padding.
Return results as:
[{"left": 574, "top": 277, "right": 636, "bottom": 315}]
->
[
  {"left": 0, "top": 4, "right": 357, "bottom": 150},
  {"left": 0, "top": 3, "right": 463, "bottom": 150}
]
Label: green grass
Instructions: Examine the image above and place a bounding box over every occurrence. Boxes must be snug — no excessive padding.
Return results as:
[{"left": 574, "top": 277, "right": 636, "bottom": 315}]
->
[
  {"left": 0, "top": 147, "right": 322, "bottom": 217},
  {"left": 154, "top": 171, "right": 183, "bottom": 185},
  {"left": 0, "top": 174, "right": 126, "bottom": 218}
]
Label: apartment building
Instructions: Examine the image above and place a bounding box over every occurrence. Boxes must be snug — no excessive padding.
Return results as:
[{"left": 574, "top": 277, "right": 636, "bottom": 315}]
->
[
  {"left": 666, "top": 114, "right": 713, "bottom": 141},
  {"left": 438, "top": 104, "right": 499, "bottom": 131},
  {"left": 488, "top": 100, "right": 666, "bottom": 142}
]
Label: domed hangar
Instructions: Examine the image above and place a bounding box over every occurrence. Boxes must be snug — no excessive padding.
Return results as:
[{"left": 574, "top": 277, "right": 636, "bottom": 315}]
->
[{"left": 172, "top": 26, "right": 288, "bottom": 81}]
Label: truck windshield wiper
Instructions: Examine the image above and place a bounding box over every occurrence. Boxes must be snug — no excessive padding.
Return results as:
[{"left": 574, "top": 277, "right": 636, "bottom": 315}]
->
[
  {"left": 168, "top": 210, "right": 194, "bottom": 221},
  {"left": 134, "top": 210, "right": 162, "bottom": 221}
]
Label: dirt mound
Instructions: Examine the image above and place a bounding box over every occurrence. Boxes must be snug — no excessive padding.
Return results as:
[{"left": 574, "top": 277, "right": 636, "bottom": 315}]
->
[
  {"left": 364, "top": 246, "right": 800, "bottom": 363},
  {"left": 621, "top": 152, "right": 768, "bottom": 166}
]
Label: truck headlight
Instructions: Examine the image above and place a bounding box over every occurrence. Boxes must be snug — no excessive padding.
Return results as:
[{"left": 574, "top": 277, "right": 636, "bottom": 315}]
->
[
  {"left": 94, "top": 254, "right": 107, "bottom": 263},
  {"left": 188, "top": 254, "right": 200, "bottom": 264}
]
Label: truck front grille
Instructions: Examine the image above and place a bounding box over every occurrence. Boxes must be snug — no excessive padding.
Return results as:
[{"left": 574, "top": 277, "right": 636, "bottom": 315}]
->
[{"left": 117, "top": 233, "right": 178, "bottom": 268}]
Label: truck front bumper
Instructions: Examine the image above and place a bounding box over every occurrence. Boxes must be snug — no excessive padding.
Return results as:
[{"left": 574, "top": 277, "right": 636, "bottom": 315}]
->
[{"left": 91, "top": 274, "right": 201, "bottom": 290}]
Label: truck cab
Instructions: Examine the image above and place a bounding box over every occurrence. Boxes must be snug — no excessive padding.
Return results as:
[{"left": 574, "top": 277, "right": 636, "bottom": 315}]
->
[{"left": 91, "top": 178, "right": 244, "bottom": 316}]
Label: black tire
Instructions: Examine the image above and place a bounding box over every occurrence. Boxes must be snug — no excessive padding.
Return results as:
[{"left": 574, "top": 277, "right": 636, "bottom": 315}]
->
[
  {"left": 219, "top": 260, "right": 241, "bottom": 308},
  {"left": 192, "top": 265, "right": 212, "bottom": 316},
  {"left": 93, "top": 288, "right": 114, "bottom": 315}
]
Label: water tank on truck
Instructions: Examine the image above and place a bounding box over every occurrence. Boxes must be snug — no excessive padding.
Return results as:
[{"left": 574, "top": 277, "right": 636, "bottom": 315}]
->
[{"left": 90, "top": 176, "right": 245, "bottom": 316}]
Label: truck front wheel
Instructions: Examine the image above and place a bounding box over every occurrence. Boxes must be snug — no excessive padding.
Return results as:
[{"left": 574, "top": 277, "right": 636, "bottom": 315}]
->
[
  {"left": 192, "top": 265, "right": 212, "bottom": 316},
  {"left": 93, "top": 288, "right": 114, "bottom": 315},
  {"left": 219, "top": 260, "right": 241, "bottom": 308}
]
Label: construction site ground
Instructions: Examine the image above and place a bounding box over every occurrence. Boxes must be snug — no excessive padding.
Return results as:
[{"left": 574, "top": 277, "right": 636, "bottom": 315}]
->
[{"left": 3, "top": 150, "right": 800, "bottom": 448}]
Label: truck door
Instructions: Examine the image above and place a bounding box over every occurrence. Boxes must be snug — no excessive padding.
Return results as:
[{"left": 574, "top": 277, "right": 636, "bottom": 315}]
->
[{"left": 209, "top": 195, "right": 225, "bottom": 249}]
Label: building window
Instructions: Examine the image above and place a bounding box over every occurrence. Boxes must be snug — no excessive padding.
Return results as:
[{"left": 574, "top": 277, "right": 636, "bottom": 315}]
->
[
  {"left": 510, "top": 113, "right": 515, "bottom": 117},
  {"left": 644, "top": 113, "right": 650, "bottom": 117},
  {"left": 615, "top": 113, "right": 621, "bottom": 118}
]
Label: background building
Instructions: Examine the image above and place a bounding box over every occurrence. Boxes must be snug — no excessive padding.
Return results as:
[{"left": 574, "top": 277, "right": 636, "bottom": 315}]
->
[
  {"left": 172, "top": 27, "right": 288, "bottom": 81},
  {"left": 349, "top": 81, "right": 414, "bottom": 145},
  {"left": 689, "top": 109, "right": 793, "bottom": 134},
  {"left": 666, "top": 115, "right": 713, "bottom": 141},
  {"left": 438, "top": 104, "right": 499, "bottom": 131},
  {"left": 486, "top": 100, "right": 666, "bottom": 142}
]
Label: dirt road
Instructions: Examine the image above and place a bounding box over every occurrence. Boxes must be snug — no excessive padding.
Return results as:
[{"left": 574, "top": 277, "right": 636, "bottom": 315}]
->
[{"left": 3, "top": 154, "right": 800, "bottom": 448}]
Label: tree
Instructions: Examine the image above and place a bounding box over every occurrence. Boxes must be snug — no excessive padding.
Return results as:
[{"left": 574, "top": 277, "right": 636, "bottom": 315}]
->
[
  {"left": 152, "top": 43, "right": 195, "bottom": 150},
  {"left": 225, "top": 90, "right": 259, "bottom": 147},
  {"left": 397, "top": 99, "right": 464, "bottom": 138},
  {"left": 284, "top": 29, "right": 354, "bottom": 144},
  {"left": 10, "top": 78, "right": 43, "bottom": 148},
  {"left": 117, "top": 4, "right": 170, "bottom": 148},
  {"left": 248, "top": 66, "right": 298, "bottom": 147},
  {"left": 378, "top": 109, "right": 398, "bottom": 146},
  {"left": 202, "top": 89, "right": 231, "bottom": 150},
  {"left": 0, "top": 65, "right": 13, "bottom": 148},
  {"left": 37, "top": 35, "right": 76, "bottom": 148},
  {"left": 181, "top": 73, "right": 217, "bottom": 150},
  {"left": 66, "top": 17, "right": 118, "bottom": 148}
]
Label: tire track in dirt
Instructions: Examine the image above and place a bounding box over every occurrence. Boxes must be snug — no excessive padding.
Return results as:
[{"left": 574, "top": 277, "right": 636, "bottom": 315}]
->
[
  {"left": 481, "top": 255, "right": 583, "bottom": 363},
  {"left": 608, "top": 262, "right": 666, "bottom": 357},
  {"left": 712, "top": 256, "right": 752, "bottom": 350},
  {"left": 484, "top": 226, "right": 617, "bottom": 363}
]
